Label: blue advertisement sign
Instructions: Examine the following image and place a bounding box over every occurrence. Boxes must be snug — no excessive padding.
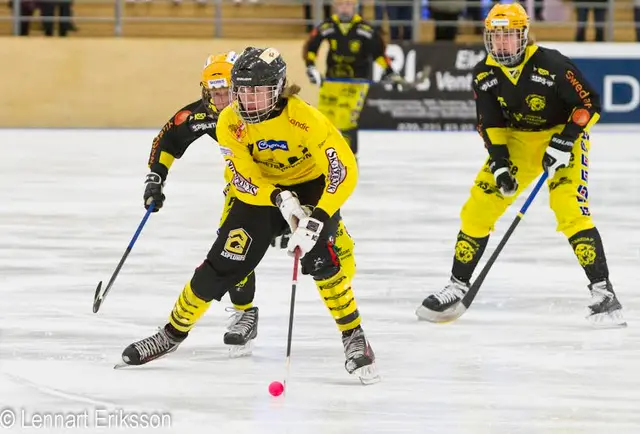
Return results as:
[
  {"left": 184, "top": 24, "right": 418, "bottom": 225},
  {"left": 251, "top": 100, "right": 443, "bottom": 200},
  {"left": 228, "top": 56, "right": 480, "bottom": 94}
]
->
[{"left": 570, "top": 58, "right": 640, "bottom": 124}]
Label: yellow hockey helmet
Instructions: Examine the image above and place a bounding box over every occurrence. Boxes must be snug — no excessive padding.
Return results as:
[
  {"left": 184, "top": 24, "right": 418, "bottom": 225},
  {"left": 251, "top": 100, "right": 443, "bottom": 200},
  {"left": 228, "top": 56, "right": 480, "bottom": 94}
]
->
[
  {"left": 484, "top": 2, "right": 530, "bottom": 67},
  {"left": 200, "top": 51, "right": 238, "bottom": 114}
]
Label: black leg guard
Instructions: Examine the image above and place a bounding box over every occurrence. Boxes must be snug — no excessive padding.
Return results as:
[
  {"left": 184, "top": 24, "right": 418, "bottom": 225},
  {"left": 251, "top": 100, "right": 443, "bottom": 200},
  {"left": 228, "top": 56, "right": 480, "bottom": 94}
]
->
[
  {"left": 228, "top": 271, "right": 256, "bottom": 308},
  {"left": 569, "top": 227, "right": 609, "bottom": 283},
  {"left": 451, "top": 231, "right": 489, "bottom": 283}
]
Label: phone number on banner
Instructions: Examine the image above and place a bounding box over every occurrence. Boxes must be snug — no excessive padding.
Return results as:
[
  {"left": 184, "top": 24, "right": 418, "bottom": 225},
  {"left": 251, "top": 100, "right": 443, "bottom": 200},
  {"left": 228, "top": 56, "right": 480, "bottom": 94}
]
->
[{"left": 397, "top": 122, "right": 477, "bottom": 131}]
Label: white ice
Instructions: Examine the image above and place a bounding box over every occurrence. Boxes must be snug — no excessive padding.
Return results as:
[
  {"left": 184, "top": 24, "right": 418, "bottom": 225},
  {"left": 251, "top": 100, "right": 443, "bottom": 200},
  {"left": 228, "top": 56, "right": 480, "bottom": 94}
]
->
[{"left": 2, "top": 128, "right": 640, "bottom": 434}]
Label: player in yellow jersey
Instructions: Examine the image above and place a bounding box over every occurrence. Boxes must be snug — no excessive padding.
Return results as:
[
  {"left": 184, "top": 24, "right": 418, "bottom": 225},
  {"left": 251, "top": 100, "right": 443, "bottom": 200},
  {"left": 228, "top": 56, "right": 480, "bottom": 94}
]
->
[
  {"left": 416, "top": 3, "right": 625, "bottom": 327},
  {"left": 121, "top": 47, "right": 379, "bottom": 384}
]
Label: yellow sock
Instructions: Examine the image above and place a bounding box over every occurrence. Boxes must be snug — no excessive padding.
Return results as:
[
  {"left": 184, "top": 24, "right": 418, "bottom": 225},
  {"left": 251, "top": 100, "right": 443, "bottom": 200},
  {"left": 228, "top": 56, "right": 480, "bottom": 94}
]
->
[
  {"left": 315, "top": 269, "right": 361, "bottom": 332},
  {"left": 168, "top": 281, "right": 212, "bottom": 333},
  {"left": 232, "top": 302, "right": 253, "bottom": 310}
]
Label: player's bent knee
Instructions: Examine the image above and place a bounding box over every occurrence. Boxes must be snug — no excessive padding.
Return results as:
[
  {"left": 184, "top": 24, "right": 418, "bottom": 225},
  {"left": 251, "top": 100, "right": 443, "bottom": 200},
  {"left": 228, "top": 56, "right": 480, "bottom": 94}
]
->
[{"left": 190, "top": 259, "right": 244, "bottom": 302}]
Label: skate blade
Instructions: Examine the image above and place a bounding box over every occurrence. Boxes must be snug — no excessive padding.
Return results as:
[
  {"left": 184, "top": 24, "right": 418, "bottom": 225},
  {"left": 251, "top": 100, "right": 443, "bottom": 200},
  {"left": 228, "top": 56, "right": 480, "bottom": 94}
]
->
[
  {"left": 353, "top": 363, "right": 381, "bottom": 385},
  {"left": 416, "top": 302, "right": 466, "bottom": 323},
  {"left": 228, "top": 341, "right": 254, "bottom": 358},
  {"left": 587, "top": 309, "right": 627, "bottom": 328}
]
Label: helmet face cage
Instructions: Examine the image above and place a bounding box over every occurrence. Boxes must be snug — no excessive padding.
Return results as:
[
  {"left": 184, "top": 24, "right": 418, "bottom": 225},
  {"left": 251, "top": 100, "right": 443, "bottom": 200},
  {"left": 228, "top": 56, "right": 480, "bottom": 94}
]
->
[
  {"left": 231, "top": 81, "right": 283, "bottom": 124},
  {"left": 484, "top": 26, "right": 528, "bottom": 67}
]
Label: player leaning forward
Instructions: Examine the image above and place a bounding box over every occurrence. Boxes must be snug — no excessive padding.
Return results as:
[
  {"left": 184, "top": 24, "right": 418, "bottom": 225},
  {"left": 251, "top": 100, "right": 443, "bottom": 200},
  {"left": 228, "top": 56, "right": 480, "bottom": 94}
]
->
[
  {"left": 121, "top": 47, "right": 379, "bottom": 383},
  {"left": 416, "top": 3, "right": 625, "bottom": 327}
]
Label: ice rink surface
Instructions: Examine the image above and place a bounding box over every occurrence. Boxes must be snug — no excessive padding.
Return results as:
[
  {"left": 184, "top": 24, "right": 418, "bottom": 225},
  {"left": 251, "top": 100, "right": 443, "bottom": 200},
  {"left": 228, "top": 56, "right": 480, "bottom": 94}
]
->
[{"left": 2, "top": 127, "right": 640, "bottom": 434}]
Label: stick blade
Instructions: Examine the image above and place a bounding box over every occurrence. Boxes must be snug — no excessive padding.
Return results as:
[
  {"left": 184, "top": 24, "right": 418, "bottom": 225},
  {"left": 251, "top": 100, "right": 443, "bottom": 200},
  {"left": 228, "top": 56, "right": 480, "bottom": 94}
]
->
[{"left": 93, "top": 281, "right": 103, "bottom": 313}]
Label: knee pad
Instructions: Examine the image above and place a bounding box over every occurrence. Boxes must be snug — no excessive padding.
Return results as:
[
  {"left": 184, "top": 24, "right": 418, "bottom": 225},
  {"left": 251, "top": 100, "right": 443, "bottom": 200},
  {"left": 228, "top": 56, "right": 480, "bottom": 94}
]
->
[{"left": 190, "top": 259, "right": 242, "bottom": 302}]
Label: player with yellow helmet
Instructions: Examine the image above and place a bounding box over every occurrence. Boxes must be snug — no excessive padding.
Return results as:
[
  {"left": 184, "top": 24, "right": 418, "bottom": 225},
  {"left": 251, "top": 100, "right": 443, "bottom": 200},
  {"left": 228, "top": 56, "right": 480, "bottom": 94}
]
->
[
  {"left": 416, "top": 2, "right": 625, "bottom": 327},
  {"left": 125, "top": 52, "right": 285, "bottom": 364}
]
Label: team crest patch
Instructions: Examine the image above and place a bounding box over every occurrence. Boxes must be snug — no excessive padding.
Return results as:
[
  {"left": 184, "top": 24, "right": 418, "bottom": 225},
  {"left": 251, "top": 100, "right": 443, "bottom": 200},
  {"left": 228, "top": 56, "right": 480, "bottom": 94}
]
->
[
  {"left": 222, "top": 228, "right": 252, "bottom": 261},
  {"left": 525, "top": 94, "right": 546, "bottom": 111}
]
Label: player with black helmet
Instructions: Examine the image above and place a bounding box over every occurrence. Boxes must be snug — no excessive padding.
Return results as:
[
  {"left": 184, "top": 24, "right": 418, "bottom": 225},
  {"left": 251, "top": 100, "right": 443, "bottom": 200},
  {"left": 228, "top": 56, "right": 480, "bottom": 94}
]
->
[
  {"left": 120, "top": 47, "right": 379, "bottom": 384},
  {"left": 122, "top": 52, "right": 291, "bottom": 362}
]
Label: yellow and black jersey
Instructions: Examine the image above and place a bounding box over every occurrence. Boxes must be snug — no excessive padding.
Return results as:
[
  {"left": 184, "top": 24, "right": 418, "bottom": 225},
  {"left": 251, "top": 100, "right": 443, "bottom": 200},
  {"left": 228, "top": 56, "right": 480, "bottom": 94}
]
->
[
  {"left": 303, "top": 14, "right": 393, "bottom": 79},
  {"left": 147, "top": 100, "right": 220, "bottom": 180},
  {"left": 215, "top": 95, "right": 358, "bottom": 222},
  {"left": 472, "top": 45, "right": 601, "bottom": 148}
]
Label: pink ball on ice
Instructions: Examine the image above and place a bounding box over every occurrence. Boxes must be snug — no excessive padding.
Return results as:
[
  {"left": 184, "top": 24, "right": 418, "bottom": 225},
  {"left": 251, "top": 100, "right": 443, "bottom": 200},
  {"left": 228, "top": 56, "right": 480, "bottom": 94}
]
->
[{"left": 269, "top": 381, "right": 284, "bottom": 396}]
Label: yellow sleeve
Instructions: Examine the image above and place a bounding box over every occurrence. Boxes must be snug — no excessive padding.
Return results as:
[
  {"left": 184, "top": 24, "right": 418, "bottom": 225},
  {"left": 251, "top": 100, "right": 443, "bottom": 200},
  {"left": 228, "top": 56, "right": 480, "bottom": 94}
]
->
[
  {"left": 215, "top": 106, "right": 278, "bottom": 206},
  {"left": 301, "top": 102, "right": 358, "bottom": 219}
]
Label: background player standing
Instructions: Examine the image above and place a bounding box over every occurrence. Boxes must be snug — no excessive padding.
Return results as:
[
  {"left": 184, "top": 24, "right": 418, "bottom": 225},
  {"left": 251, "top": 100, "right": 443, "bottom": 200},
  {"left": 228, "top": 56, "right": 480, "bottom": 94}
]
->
[
  {"left": 415, "top": 3, "right": 625, "bottom": 327},
  {"left": 303, "top": 0, "right": 403, "bottom": 157},
  {"left": 122, "top": 46, "right": 379, "bottom": 384},
  {"left": 141, "top": 51, "right": 285, "bottom": 358}
]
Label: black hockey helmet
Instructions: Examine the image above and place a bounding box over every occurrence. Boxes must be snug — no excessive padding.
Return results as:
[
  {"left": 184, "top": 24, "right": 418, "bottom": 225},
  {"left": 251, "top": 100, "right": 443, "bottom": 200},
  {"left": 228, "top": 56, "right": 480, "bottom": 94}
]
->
[{"left": 230, "top": 47, "right": 287, "bottom": 124}]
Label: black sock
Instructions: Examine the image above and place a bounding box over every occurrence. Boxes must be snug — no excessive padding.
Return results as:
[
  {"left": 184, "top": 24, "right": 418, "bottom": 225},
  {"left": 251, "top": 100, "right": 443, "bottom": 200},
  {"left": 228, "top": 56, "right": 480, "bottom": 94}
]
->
[
  {"left": 451, "top": 231, "right": 489, "bottom": 283},
  {"left": 568, "top": 227, "right": 609, "bottom": 283}
]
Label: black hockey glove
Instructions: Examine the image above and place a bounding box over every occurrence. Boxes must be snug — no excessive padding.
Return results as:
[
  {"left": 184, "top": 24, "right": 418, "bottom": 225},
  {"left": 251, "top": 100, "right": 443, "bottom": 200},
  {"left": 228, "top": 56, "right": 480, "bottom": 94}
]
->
[
  {"left": 144, "top": 172, "right": 165, "bottom": 211},
  {"left": 490, "top": 158, "right": 518, "bottom": 197},
  {"left": 270, "top": 226, "right": 292, "bottom": 249},
  {"left": 542, "top": 133, "right": 574, "bottom": 180}
]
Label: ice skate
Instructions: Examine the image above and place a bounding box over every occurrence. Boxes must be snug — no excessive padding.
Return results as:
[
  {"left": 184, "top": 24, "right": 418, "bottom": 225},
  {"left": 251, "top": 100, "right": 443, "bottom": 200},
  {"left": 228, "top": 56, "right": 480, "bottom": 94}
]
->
[
  {"left": 586, "top": 279, "right": 626, "bottom": 328},
  {"left": 224, "top": 306, "right": 258, "bottom": 358},
  {"left": 116, "top": 324, "right": 186, "bottom": 369},
  {"left": 342, "top": 326, "right": 380, "bottom": 385},
  {"left": 416, "top": 276, "right": 469, "bottom": 323}
]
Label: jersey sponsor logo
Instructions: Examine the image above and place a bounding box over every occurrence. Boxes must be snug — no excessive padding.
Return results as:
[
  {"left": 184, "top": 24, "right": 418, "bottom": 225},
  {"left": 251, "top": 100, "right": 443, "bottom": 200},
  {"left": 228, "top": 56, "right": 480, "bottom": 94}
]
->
[
  {"left": 190, "top": 121, "right": 217, "bottom": 132},
  {"left": 219, "top": 146, "right": 234, "bottom": 157},
  {"left": 325, "top": 147, "right": 347, "bottom": 194},
  {"left": 530, "top": 74, "right": 555, "bottom": 87},
  {"left": 221, "top": 228, "right": 252, "bottom": 261},
  {"left": 257, "top": 139, "right": 289, "bottom": 151},
  {"left": 525, "top": 94, "right": 546, "bottom": 111},
  {"left": 479, "top": 77, "right": 498, "bottom": 91},
  {"left": 565, "top": 70, "right": 593, "bottom": 108},
  {"left": 355, "top": 28, "right": 373, "bottom": 39},
  {"left": 226, "top": 160, "right": 258, "bottom": 195},
  {"left": 289, "top": 119, "right": 310, "bottom": 131},
  {"left": 174, "top": 110, "right": 191, "bottom": 125}
]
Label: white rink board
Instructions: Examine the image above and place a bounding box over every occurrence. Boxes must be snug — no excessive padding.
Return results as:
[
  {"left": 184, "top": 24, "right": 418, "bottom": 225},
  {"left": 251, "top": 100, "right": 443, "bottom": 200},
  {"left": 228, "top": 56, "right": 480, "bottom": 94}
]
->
[{"left": 1, "top": 128, "right": 640, "bottom": 434}]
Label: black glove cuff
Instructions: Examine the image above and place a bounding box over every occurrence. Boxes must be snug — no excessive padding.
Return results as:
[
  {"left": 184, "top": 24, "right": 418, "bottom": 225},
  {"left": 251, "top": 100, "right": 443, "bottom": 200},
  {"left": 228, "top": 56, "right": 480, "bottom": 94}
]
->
[
  {"left": 486, "top": 144, "right": 509, "bottom": 162},
  {"left": 145, "top": 172, "right": 163, "bottom": 185},
  {"left": 550, "top": 133, "right": 574, "bottom": 152},
  {"left": 149, "top": 163, "right": 169, "bottom": 182}
]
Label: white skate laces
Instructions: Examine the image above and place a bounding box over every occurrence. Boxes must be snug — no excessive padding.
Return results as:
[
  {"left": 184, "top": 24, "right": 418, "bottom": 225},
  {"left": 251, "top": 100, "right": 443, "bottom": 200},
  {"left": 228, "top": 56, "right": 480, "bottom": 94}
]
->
[
  {"left": 433, "top": 279, "right": 467, "bottom": 305},
  {"left": 133, "top": 328, "right": 173, "bottom": 361},
  {"left": 225, "top": 307, "right": 256, "bottom": 335}
]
